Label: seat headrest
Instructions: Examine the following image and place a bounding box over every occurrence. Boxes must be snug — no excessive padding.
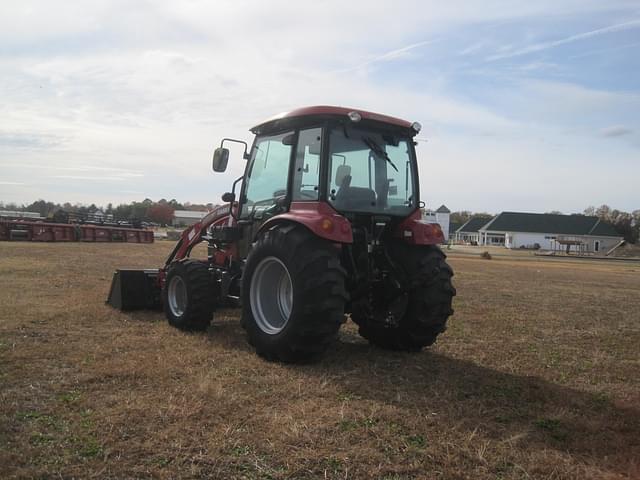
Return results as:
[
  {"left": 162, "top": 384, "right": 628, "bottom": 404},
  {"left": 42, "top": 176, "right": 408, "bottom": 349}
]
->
[{"left": 335, "top": 164, "right": 351, "bottom": 186}]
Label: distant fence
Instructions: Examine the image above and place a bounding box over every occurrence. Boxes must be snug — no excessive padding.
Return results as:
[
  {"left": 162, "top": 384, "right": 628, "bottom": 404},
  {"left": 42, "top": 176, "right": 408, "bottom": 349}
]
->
[{"left": 0, "top": 219, "right": 154, "bottom": 244}]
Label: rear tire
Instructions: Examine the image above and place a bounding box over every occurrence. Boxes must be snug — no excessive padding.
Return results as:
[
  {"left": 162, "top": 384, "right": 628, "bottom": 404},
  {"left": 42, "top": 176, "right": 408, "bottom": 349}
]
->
[
  {"left": 242, "top": 224, "right": 348, "bottom": 363},
  {"left": 352, "top": 243, "right": 455, "bottom": 351},
  {"left": 163, "top": 260, "right": 214, "bottom": 331}
]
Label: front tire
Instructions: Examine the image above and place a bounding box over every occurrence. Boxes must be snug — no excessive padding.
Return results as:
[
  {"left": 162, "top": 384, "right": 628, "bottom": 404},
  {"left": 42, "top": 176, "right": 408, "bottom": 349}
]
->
[
  {"left": 352, "top": 243, "right": 455, "bottom": 351},
  {"left": 242, "top": 224, "right": 348, "bottom": 363},
  {"left": 163, "top": 260, "right": 214, "bottom": 331}
]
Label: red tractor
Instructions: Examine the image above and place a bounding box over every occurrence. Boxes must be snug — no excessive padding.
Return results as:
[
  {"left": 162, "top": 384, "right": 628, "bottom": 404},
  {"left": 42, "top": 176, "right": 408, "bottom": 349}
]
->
[{"left": 108, "top": 106, "right": 455, "bottom": 362}]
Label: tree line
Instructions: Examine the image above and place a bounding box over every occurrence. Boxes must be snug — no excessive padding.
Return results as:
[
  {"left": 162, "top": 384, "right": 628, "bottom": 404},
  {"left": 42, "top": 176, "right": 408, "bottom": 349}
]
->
[
  {"left": 582, "top": 205, "right": 640, "bottom": 244},
  {"left": 2, "top": 200, "right": 638, "bottom": 242},
  {"left": 450, "top": 205, "right": 639, "bottom": 243},
  {"left": 0, "top": 198, "right": 216, "bottom": 226}
]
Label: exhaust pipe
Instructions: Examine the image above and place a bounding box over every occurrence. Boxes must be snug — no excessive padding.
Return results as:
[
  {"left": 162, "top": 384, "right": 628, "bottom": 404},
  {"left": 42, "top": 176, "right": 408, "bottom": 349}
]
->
[{"left": 106, "top": 269, "right": 162, "bottom": 311}]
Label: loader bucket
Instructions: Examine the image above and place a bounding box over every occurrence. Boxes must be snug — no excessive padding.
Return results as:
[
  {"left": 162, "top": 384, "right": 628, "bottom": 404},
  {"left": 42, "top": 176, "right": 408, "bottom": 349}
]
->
[{"left": 106, "top": 269, "right": 162, "bottom": 311}]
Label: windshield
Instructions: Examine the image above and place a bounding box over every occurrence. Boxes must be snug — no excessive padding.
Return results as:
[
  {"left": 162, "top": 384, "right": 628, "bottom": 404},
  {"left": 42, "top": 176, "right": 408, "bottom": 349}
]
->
[{"left": 327, "top": 126, "right": 416, "bottom": 215}]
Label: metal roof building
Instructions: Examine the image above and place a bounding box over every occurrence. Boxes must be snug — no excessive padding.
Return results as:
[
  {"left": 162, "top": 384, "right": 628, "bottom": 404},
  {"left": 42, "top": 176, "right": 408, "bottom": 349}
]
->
[
  {"left": 172, "top": 210, "right": 209, "bottom": 227},
  {"left": 452, "top": 212, "right": 623, "bottom": 254}
]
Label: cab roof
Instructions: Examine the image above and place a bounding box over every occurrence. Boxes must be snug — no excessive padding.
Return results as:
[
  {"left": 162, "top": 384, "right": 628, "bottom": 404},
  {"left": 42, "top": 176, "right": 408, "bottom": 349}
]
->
[{"left": 250, "top": 105, "right": 415, "bottom": 135}]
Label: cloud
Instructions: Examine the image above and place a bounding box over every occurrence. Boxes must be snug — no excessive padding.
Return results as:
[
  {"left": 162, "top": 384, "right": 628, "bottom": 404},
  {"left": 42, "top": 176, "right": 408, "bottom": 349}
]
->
[
  {"left": 600, "top": 125, "right": 633, "bottom": 137},
  {"left": 569, "top": 41, "right": 640, "bottom": 59},
  {"left": 487, "top": 19, "right": 640, "bottom": 61},
  {"left": 0, "top": 1, "right": 638, "bottom": 211},
  {"left": 333, "top": 39, "right": 436, "bottom": 73},
  {"left": 52, "top": 175, "right": 135, "bottom": 181},
  {"left": 458, "top": 41, "right": 487, "bottom": 56},
  {"left": 485, "top": 80, "right": 640, "bottom": 128},
  {"left": 0, "top": 132, "right": 63, "bottom": 149}
]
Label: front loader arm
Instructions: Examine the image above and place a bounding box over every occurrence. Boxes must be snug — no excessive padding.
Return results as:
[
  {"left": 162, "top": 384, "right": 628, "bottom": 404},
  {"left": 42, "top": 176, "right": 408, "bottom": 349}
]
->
[
  {"left": 108, "top": 204, "right": 238, "bottom": 312},
  {"left": 164, "top": 204, "right": 236, "bottom": 266}
]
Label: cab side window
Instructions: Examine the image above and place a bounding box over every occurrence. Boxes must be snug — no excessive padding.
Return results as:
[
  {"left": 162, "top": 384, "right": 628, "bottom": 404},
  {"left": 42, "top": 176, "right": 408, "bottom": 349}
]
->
[
  {"left": 292, "top": 128, "right": 322, "bottom": 201},
  {"left": 241, "top": 131, "right": 293, "bottom": 219}
]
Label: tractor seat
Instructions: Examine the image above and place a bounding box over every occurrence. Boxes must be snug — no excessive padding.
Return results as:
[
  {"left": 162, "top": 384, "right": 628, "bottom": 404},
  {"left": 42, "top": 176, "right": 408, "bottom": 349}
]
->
[{"left": 335, "top": 186, "right": 376, "bottom": 210}]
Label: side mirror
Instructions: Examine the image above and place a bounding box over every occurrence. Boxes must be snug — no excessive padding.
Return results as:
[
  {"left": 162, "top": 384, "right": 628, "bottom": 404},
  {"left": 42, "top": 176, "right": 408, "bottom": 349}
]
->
[
  {"left": 212, "top": 147, "right": 229, "bottom": 172},
  {"left": 221, "top": 192, "right": 235, "bottom": 203}
]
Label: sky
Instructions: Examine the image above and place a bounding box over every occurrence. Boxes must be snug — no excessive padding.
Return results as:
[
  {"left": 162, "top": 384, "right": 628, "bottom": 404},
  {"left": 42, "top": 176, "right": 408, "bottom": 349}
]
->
[{"left": 0, "top": 0, "right": 639, "bottom": 214}]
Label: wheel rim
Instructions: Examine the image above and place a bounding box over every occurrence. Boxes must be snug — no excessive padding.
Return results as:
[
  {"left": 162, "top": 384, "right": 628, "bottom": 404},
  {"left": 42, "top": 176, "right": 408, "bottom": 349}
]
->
[
  {"left": 249, "top": 256, "right": 293, "bottom": 334},
  {"left": 167, "top": 275, "right": 187, "bottom": 317}
]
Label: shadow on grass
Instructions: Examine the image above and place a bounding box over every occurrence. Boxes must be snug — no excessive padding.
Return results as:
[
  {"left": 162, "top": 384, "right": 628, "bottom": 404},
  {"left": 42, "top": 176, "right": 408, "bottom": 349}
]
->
[
  {"left": 122, "top": 308, "right": 638, "bottom": 474},
  {"left": 322, "top": 337, "right": 639, "bottom": 473},
  {"left": 202, "top": 319, "right": 639, "bottom": 474}
]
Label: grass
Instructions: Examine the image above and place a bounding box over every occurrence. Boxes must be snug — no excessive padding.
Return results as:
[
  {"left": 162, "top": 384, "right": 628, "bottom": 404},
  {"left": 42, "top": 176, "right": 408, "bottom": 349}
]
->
[{"left": 0, "top": 241, "right": 639, "bottom": 479}]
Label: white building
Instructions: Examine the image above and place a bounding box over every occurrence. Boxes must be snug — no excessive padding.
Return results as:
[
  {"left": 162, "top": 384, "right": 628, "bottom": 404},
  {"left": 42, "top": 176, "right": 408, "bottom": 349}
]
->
[
  {"left": 0, "top": 210, "right": 41, "bottom": 219},
  {"left": 479, "top": 212, "right": 623, "bottom": 253},
  {"left": 423, "top": 205, "right": 451, "bottom": 241},
  {"left": 173, "top": 210, "right": 208, "bottom": 227},
  {"left": 456, "top": 212, "right": 624, "bottom": 254},
  {"left": 453, "top": 216, "right": 493, "bottom": 245}
]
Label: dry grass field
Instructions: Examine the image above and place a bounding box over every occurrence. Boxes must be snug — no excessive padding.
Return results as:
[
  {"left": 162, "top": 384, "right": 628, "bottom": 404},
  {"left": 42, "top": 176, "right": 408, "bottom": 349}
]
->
[{"left": 1, "top": 242, "right": 639, "bottom": 479}]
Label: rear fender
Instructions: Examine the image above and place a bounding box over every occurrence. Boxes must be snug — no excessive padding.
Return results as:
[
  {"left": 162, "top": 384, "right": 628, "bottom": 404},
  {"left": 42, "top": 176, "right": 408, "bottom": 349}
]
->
[
  {"left": 256, "top": 201, "right": 353, "bottom": 243},
  {"left": 394, "top": 209, "right": 445, "bottom": 245}
]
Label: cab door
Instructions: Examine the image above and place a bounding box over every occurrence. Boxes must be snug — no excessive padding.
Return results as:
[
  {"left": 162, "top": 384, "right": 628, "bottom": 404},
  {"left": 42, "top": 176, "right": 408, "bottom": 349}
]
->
[{"left": 240, "top": 131, "right": 295, "bottom": 221}]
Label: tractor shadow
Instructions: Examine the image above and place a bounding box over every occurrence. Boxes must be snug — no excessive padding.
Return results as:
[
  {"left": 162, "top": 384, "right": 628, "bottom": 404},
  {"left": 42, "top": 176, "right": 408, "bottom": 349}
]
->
[
  {"left": 202, "top": 316, "right": 639, "bottom": 474},
  {"left": 314, "top": 334, "right": 639, "bottom": 474}
]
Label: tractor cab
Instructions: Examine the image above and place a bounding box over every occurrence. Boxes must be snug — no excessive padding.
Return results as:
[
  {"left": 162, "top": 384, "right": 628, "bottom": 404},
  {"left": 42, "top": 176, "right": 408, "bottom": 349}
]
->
[
  {"left": 218, "top": 107, "right": 421, "bottom": 214},
  {"left": 212, "top": 107, "right": 433, "bottom": 251}
]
